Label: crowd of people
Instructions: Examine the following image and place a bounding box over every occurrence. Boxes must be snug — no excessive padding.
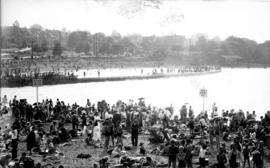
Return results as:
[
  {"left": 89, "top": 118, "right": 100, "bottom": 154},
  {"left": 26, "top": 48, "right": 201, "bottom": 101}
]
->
[{"left": 0, "top": 95, "right": 270, "bottom": 168}]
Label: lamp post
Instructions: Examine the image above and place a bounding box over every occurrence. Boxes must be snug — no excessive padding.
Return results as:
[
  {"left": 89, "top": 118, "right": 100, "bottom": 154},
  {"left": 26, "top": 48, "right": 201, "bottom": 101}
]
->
[
  {"left": 199, "top": 88, "right": 207, "bottom": 113},
  {"left": 199, "top": 88, "right": 207, "bottom": 141}
]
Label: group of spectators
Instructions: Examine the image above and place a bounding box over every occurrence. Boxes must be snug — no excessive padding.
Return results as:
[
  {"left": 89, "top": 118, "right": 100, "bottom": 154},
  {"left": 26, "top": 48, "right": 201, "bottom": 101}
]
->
[
  {"left": 0, "top": 95, "right": 270, "bottom": 168},
  {"left": 164, "top": 105, "right": 270, "bottom": 168},
  {"left": 0, "top": 96, "right": 151, "bottom": 167}
]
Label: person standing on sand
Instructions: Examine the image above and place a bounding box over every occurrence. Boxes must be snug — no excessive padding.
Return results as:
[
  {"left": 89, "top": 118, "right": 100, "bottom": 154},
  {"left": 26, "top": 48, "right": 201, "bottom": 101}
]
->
[
  {"left": 92, "top": 121, "right": 101, "bottom": 142},
  {"left": 217, "top": 147, "right": 227, "bottom": 168},
  {"left": 168, "top": 140, "right": 179, "bottom": 168},
  {"left": 229, "top": 145, "right": 238, "bottom": 168},
  {"left": 81, "top": 113, "right": 87, "bottom": 136},
  {"left": 178, "top": 141, "right": 186, "bottom": 168},
  {"left": 242, "top": 145, "right": 251, "bottom": 168},
  {"left": 97, "top": 70, "right": 100, "bottom": 77},
  {"left": 107, "top": 119, "right": 115, "bottom": 147},
  {"left": 26, "top": 126, "right": 36, "bottom": 155},
  {"left": 86, "top": 99, "right": 91, "bottom": 113},
  {"left": 114, "top": 123, "right": 123, "bottom": 146},
  {"left": 209, "top": 121, "right": 215, "bottom": 152},
  {"left": 131, "top": 120, "right": 139, "bottom": 147},
  {"left": 2, "top": 95, "right": 8, "bottom": 109},
  {"left": 185, "top": 139, "right": 193, "bottom": 168},
  {"left": 10, "top": 126, "right": 18, "bottom": 160},
  {"left": 71, "top": 113, "right": 79, "bottom": 131},
  {"left": 199, "top": 144, "right": 207, "bottom": 168},
  {"left": 180, "top": 105, "right": 187, "bottom": 123},
  {"left": 252, "top": 147, "right": 262, "bottom": 168},
  {"left": 200, "top": 116, "right": 206, "bottom": 138},
  {"left": 102, "top": 120, "right": 111, "bottom": 152},
  {"left": 188, "top": 106, "right": 194, "bottom": 119}
]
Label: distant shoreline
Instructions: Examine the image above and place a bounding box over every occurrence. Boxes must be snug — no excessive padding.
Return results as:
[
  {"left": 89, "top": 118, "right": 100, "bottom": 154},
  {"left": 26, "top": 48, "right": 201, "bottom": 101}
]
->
[{"left": 1, "top": 56, "right": 270, "bottom": 72}]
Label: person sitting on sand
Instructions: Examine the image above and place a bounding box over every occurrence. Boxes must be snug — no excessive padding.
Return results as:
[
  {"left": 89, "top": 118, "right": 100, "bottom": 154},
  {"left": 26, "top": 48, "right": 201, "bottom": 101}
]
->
[
  {"left": 138, "top": 142, "right": 146, "bottom": 155},
  {"left": 0, "top": 154, "right": 11, "bottom": 168},
  {"left": 50, "top": 122, "right": 57, "bottom": 135},
  {"left": 58, "top": 126, "right": 69, "bottom": 142},
  {"left": 39, "top": 134, "right": 49, "bottom": 154},
  {"left": 111, "top": 144, "right": 123, "bottom": 157},
  {"left": 19, "top": 152, "right": 35, "bottom": 168}
]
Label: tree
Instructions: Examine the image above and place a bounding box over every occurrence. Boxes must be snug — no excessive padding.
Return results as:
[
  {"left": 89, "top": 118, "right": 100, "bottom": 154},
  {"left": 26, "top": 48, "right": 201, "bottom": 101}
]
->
[
  {"left": 84, "top": 43, "right": 90, "bottom": 54},
  {"left": 111, "top": 30, "right": 122, "bottom": 42},
  {"left": 10, "top": 20, "right": 22, "bottom": 48},
  {"left": 111, "top": 43, "right": 123, "bottom": 55},
  {"left": 152, "top": 48, "right": 168, "bottom": 60},
  {"left": 252, "top": 41, "right": 270, "bottom": 64},
  {"left": 119, "top": 37, "right": 136, "bottom": 54},
  {"left": 67, "top": 32, "right": 79, "bottom": 49},
  {"left": 53, "top": 41, "right": 62, "bottom": 57},
  {"left": 33, "top": 43, "right": 41, "bottom": 52},
  {"left": 68, "top": 31, "right": 90, "bottom": 52},
  {"left": 221, "top": 36, "right": 257, "bottom": 64},
  {"left": 41, "top": 39, "right": 48, "bottom": 52},
  {"left": 21, "top": 40, "right": 28, "bottom": 48},
  {"left": 30, "top": 24, "right": 43, "bottom": 35},
  {"left": 171, "top": 45, "right": 183, "bottom": 51},
  {"left": 13, "top": 20, "right": 20, "bottom": 27},
  {"left": 99, "top": 42, "right": 111, "bottom": 54}
]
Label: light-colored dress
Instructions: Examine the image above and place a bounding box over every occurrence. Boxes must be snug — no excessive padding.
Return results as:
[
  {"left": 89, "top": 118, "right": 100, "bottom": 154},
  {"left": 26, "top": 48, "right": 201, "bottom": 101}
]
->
[{"left": 92, "top": 122, "right": 101, "bottom": 141}]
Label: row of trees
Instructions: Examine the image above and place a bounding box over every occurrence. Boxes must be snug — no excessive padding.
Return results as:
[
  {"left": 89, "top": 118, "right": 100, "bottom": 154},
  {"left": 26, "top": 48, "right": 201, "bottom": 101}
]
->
[{"left": 2, "top": 21, "right": 270, "bottom": 65}]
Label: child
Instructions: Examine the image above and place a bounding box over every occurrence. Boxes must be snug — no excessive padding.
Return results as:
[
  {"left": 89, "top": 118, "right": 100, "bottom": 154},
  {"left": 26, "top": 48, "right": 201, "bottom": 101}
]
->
[
  {"left": 199, "top": 144, "right": 207, "bottom": 168},
  {"left": 139, "top": 142, "right": 146, "bottom": 155},
  {"left": 243, "top": 145, "right": 251, "bottom": 168}
]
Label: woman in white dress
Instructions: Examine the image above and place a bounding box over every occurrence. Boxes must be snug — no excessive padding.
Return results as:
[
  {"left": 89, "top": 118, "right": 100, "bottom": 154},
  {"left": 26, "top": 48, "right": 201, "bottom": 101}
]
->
[{"left": 92, "top": 121, "right": 101, "bottom": 142}]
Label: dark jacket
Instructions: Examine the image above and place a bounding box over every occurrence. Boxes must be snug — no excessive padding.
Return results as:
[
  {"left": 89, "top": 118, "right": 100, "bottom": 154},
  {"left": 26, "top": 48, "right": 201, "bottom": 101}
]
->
[
  {"left": 131, "top": 122, "right": 139, "bottom": 135},
  {"left": 26, "top": 131, "right": 36, "bottom": 150}
]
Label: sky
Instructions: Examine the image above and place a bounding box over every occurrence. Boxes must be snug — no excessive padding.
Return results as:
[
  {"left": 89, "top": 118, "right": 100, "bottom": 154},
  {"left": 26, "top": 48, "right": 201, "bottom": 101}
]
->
[{"left": 2, "top": 0, "right": 270, "bottom": 43}]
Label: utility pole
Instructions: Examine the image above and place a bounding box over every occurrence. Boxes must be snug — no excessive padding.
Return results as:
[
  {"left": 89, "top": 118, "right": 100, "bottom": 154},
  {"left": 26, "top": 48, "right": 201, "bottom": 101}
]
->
[
  {"left": 0, "top": 0, "right": 2, "bottom": 106},
  {"left": 36, "top": 32, "right": 38, "bottom": 57},
  {"left": 31, "top": 40, "right": 34, "bottom": 60},
  {"left": 94, "top": 34, "right": 97, "bottom": 57},
  {"left": 59, "top": 31, "right": 61, "bottom": 47},
  {"left": 58, "top": 30, "right": 61, "bottom": 58},
  {"left": 200, "top": 88, "right": 207, "bottom": 113},
  {"left": 94, "top": 34, "right": 99, "bottom": 57},
  {"left": 199, "top": 87, "right": 207, "bottom": 140}
]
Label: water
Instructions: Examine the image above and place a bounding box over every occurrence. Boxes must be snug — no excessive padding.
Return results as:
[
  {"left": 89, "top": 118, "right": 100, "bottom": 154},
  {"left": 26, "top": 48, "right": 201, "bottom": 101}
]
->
[{"left": 2, "top": 68, "right": 270, "bottom": 118}]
